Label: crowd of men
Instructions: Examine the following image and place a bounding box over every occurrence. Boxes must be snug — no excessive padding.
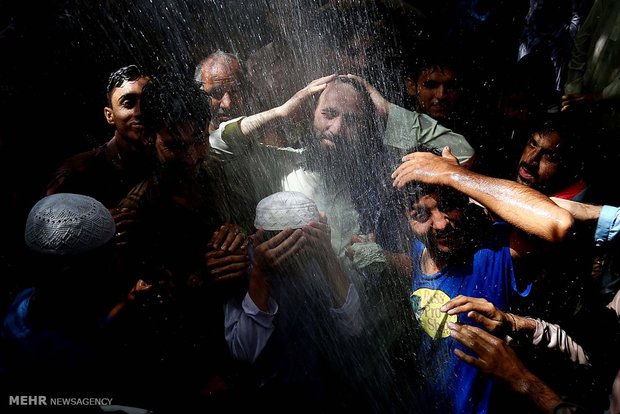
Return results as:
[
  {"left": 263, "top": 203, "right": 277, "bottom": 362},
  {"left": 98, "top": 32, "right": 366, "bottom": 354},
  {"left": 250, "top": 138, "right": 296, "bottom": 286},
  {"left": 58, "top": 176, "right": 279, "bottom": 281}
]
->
[{"left": 1, "top": 1, "right": 620, "bottom": 413}]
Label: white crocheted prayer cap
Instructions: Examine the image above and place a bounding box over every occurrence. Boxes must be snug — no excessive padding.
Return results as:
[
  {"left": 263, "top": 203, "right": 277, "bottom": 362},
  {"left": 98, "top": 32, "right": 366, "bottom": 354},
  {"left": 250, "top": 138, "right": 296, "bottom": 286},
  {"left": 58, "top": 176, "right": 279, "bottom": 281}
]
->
[
  {"left": 255, "top": 191, "right": 320, "bottom": 230},
  {"left": 24, "top": 193, "right": 115, "bottom": 255}
]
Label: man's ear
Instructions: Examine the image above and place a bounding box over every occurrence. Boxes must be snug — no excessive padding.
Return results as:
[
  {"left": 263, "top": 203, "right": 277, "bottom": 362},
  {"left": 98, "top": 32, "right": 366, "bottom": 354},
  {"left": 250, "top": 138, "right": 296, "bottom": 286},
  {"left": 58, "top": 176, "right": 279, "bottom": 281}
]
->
[
  {"left": 405, "top": 77, "right": 417, "bottom": 97},
  {"left": 104, "top": 107, "right": 115, "bottom": 126}
]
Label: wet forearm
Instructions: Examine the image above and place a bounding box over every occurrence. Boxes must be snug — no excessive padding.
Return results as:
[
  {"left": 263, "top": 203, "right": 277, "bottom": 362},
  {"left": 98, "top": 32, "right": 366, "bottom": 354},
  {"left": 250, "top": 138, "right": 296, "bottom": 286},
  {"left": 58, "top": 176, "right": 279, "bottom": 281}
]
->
[
  {"left": 551, "top": 197, "right": 602, "bottom": 222},
  {"left": 239, "top": 106, "right": 285, "bottom": 139},
  {"left": 248, "top": 268, "right": 271, "bottom": 312},
  {"left": 510, "top": 371, "right": 562, "bottom": 414},
  {"left": 440, "top": 169, "right": 574, "bottom": 242}
]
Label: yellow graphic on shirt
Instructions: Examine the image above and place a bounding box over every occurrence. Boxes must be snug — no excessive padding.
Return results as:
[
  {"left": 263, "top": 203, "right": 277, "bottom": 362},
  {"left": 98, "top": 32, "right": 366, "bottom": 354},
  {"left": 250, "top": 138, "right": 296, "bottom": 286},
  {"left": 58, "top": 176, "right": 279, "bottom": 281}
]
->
[{"left": 412, "top": 288, "right": 457, "bottom": 339}]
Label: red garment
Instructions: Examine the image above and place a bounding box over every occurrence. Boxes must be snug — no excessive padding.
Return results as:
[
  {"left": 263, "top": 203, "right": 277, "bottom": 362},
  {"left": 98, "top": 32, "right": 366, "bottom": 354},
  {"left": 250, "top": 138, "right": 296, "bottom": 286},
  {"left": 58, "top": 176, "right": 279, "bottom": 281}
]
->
[{"left": 550, "top": 179, "right": 588, "bottom": 200}]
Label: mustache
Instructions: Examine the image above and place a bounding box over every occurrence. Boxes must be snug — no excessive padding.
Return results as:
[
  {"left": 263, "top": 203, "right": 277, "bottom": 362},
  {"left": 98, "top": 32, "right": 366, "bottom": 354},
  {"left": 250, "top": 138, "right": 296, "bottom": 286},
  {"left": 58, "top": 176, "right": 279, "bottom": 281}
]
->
[
  {"left": 519, "top": 162, "right": 537, "bottom": 177},
  {"left": 318, "top": 131, "right": 338, "bottom": 143}
]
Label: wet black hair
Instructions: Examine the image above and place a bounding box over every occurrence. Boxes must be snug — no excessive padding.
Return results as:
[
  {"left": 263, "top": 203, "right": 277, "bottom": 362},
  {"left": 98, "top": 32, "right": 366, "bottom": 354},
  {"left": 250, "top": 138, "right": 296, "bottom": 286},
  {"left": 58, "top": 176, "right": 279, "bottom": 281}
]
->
[
  {"left": 524, "top": 109, "right": 584, "bottom": 167},
  {"left": 330, "top": 76, "right": 377, "bottom": 122},
  {"left": 106, "top": 65, "right": 147, "bottom": 105},
  {"left": 403, "top": 43, "right": 461, "bottom": 83},
  {"left": 140, "top": 73, "right": 211, "bottom": 137}
]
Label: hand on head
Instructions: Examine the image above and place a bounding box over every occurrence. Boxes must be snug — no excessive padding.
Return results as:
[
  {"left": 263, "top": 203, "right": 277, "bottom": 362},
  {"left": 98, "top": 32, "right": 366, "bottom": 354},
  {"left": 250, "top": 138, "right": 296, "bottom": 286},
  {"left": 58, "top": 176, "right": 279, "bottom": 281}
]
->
[
  {"left": 345, "top": 73, "right": 390, "bottom": 122},
  {"left": 251, "top": 227, "right": 306, "bottom": 277},
  {"left": 392, "top": 146, "right": 459, "bottom": 189},
  {"left": 278, "top": 74, "right": 338, "bottom": 122}
]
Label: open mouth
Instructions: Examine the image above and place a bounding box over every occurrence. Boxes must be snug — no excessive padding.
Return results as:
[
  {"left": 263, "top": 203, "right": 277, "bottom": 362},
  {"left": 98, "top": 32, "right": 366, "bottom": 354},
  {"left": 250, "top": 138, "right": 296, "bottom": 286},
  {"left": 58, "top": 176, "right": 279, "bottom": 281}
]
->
[
  {"left": 321, "top": 138, "right": 337, "bottom": 148},
  {"left": 518, "top": 165, "right": 536, "bottom": 181}
]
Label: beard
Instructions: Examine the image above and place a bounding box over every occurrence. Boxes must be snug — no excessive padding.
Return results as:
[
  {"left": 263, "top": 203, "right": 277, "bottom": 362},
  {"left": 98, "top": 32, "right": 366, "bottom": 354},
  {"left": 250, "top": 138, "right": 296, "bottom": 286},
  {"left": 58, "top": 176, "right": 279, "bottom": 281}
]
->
[{"left": 304, "top": 130, "right": 374, "bottom": 177}]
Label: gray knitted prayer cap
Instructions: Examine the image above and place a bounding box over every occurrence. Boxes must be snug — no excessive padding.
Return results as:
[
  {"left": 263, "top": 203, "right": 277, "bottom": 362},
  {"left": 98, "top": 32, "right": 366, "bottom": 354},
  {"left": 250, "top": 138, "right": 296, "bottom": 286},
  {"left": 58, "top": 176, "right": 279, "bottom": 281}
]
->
[
  {"left": 255, "top": 191, "right": 320, "bottom": 230},
  {"left": 24, "top": 193, "right": 116, "bottom": 255}
]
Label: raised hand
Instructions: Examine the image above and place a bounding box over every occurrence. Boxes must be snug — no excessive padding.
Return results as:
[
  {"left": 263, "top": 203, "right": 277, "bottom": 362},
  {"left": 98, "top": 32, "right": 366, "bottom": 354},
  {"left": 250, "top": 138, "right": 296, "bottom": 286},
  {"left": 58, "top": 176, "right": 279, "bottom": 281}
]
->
[
  {"left": 277, "top": 74, "right": 338, "bottom": 122},
  {"left": 345, "top": 73, "right": 390, "bottom": 122},
  {"left": 248, "top": 227, "right": 306, "bottom": 311},
  {"left": 251, "top": 227, "right": 306, "bottom": 276},
  {"left": 209, "top": 223, "right": 247, "bottom": 251},
  {"left": 109, "top": 207, "right": 137, "bottom": 247},
  {"left": 391, "top": 146, "right": 459, "bottom": 190}
]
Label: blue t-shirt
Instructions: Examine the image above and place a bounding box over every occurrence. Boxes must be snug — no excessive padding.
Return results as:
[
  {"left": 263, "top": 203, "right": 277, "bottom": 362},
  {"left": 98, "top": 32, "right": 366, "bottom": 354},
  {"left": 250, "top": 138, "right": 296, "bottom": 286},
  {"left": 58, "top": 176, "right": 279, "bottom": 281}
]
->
[{"left": 409, "top": 222, "right": 529, "bottom": 413}]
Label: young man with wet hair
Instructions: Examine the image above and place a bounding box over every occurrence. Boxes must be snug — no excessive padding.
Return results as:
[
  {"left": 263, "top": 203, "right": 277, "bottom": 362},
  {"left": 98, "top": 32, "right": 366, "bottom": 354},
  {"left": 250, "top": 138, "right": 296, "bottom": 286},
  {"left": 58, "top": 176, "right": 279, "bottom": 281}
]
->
[
  {"left": 515, "top": 111, "right": 589, "bottom": 201},
  {"left": 404, "top": 52, "right": 462, "bottom": 123},
  {"left": 46, "top": 65, "right": 152, "bottom": 248},
  {"left": 47, "top": 65, "right": 151, "bottom": 205},
  {"left": 390, "top": 146, "right": 573, "bottom": 413}
]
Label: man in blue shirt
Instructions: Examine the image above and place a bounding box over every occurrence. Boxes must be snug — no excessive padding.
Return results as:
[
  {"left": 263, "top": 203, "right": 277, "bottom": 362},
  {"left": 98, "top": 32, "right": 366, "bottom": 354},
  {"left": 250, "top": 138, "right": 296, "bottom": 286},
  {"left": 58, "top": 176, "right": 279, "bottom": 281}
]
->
[{"left": 391, "top": 146, "right": 574, "bottom": 413}]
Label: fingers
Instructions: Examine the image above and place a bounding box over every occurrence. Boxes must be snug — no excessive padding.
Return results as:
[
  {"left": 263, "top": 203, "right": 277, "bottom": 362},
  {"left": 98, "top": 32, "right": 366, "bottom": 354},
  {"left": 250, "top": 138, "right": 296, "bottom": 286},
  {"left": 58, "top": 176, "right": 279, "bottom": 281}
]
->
[
  {"left": 211, "top": 224, "right": 230, "bottom": 249},
  {"left": 350, "top": 234, "right": 365, "bottom": 244},
  {"left": 206, "top": 251, "right": 250, "bottom": 269},
  {"left": 441, "top": 295, "right": 478, "bottom": 314},
  {"left": 274, "top": 229, "right": 306, "bottom": 265},
  {"left": 441, "top": 146, "right": 458, "bottom": 164},
  {"left": 304, "top": 220, "right": 329, "bottom": 236},
  {"left": 450, "top": 322, "right": 500, "bottom": 349},
  {"left": 319, "top": 211, "right": 327, "bottom": 225},
  {"left": 209, "top": 260, "right": 251, "bottom": 277},
  {"left": 309, "top": 73, "right": 338, "bottom": 87},
  {"left": 441, "top": 295, "right": 503, "bottom": 331},
  {"left": 302, "top": 74, "right": 337, "bottom": 97},
  {"left": 391, "top": 166, "right": 417, "bottom": 189},
  {"left": 109, "top": 207, "right": 136, "bottom": 219},
  {"left": 345, "top": 73, "right": 365, "bottom": 84},
  {"left": 270, "top": 228, "right": 303, "bottom": 256},
  {"left": 449, "top": 322, "right": 485, "bottom": 354},
  {"left": 128, "top": 279, "right": 153, "bottom": 301},
  {"left": 467, "top": 311, "right": 499, "bottom": 331},
  {"left": 367, "top": 233, "right": 376, "bottom": 242},
  {"left": 221, "top": 228, "right": 246, "bottom": 251},
  {"left": 212, "top": 271, "right": 247, "bottom": 283},
  {"left": 250, "top": 228, "right": 265, "bottom": 248},
  {"left": 345, "top": 73, "right": 374, "bottom": 93},
  {"left": 264, "top": 227, "right": 295, "bottom": 249},
  {"left": 454, "top": 348, "right": 481, "bottom": 369},
  {"left": 221, "top": 230, "right": 237, "bottom": 251}
]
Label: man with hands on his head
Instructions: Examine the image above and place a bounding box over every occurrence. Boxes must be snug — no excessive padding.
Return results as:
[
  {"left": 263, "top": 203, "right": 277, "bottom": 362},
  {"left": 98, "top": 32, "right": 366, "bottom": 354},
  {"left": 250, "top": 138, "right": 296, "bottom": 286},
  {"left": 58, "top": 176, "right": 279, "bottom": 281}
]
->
[{"left": 222, "top": 191, "right": 362, "bottom": 411}]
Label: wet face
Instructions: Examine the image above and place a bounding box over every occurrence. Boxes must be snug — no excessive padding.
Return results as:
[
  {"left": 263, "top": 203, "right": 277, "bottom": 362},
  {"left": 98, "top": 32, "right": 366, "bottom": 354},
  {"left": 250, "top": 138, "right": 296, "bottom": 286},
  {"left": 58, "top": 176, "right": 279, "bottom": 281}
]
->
[
  {"left": 406, "top": 191, "right": 465, "bottom": 255},
  {"left": 155, "top": 123, "right": 209, "bottom": 179},
  {"left": 200, "top": 58, "right": 245, "bottom": 131},
  {"left": 408, "top": 66, "right": 459, "bottom": 120},
  {"left": 516, "top": 131, "right": 566, "bottom": 193},
  {"left": 104, "top": 77, "right": 150, "bottom": 144},
  {"left": 312, "top": 82, "right": 366, "bottom": 153}
]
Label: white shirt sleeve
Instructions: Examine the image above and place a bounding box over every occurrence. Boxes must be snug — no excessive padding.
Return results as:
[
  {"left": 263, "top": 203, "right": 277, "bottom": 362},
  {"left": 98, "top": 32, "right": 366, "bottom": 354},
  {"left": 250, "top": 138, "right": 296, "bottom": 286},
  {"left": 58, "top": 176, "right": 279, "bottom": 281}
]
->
[
  {"left": 224, "top": 292, "right": 279, "bottom": 364},
  {"left": 330, "top": 284, "right": 363, "bottom": 336}
]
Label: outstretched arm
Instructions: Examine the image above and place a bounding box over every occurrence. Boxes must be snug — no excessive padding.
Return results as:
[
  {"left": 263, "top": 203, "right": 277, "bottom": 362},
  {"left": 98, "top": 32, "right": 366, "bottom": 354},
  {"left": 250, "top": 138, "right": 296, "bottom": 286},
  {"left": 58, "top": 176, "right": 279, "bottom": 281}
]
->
[{"left": 392, "top": 147, "right": 574, "bottom": 244}]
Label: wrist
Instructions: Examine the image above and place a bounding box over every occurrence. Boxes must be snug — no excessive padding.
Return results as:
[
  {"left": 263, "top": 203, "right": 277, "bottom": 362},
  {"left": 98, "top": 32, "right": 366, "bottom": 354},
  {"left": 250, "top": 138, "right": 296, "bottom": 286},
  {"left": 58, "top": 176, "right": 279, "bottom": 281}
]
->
[{"left": 248, "top": 268, "right": 271, "bottom": 312}]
